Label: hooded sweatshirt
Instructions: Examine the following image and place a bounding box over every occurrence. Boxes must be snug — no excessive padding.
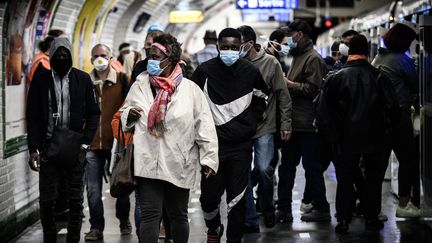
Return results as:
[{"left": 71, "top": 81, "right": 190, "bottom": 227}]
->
[{"left": 47, "top": 37, "right": 73, "bottom": 136}]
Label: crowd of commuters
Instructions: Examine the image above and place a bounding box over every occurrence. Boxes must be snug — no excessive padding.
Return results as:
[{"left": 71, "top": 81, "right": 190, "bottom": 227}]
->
[{"left": 26, "top": 18, "right": 420, "bottom": 243}]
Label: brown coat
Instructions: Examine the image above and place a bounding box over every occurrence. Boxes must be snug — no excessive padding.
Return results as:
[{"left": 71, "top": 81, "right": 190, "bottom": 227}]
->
[{"left": 90, "top": 68, "right": 128, "bottom": 150}]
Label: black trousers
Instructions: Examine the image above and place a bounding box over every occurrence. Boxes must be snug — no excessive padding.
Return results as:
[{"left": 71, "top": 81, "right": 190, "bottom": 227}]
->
[
  {"left": 200, "top": 148, "right": 252, "bottom": 242},
  {"left": 39, "top": 159, "right": 85, "bottom": 243},
  {"left": 334, "top": 148, "right": 387, "bottom": 223},
  {"left": 384, "top": 107, "right": 419, "bottom": 202},
  {"left": 137, "top": 178, "right": 189, "bottom": 243}
]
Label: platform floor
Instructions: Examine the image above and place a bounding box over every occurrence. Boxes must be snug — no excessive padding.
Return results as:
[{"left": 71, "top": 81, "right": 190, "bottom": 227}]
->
[{"left": 12, "top": 164, "right": 432, "bottom": 243}]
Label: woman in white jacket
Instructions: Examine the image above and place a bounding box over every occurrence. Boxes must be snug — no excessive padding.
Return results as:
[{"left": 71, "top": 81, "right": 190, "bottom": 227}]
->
[{"left": 120, "top": 33, "right": 219, "bottom": 243}]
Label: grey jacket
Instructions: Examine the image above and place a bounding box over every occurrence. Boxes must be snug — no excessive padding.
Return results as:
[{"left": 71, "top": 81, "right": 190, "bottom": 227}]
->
[
  {"left": 372, "top": 48, "right": 418, "bottom": 106},
  {"left": 287, "top": 39, "right": 326, "bottom": 132},
  {"left": 248, "top": 49, "right": 292, "bottom": 138}
]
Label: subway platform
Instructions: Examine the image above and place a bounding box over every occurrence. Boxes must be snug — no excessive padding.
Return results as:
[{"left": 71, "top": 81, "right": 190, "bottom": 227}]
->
[{"left": 11, "top": 165, "right": 432, "bottom": 243}]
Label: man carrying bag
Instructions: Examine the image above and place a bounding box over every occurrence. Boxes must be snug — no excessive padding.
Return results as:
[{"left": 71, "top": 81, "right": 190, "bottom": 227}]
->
[{"left": 26, "top": 37, "right": 100, "bottom": 243}]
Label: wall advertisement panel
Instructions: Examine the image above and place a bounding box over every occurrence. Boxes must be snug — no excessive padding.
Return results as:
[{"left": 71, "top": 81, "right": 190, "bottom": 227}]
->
[{"left": 3, "top": 0, "right": 57, "bottom": 158}]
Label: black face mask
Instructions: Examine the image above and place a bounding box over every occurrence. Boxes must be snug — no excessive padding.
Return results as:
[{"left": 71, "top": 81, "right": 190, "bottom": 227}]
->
[
  {"left": 145, "top": 48, "right": 151, "bottom": 58},
  {"left": 51, "top": 57, "right": 72, "bottom": 77}
]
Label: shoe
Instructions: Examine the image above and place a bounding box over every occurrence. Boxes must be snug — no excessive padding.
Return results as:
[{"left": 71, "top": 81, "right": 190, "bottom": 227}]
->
[
  {"left": 300, "top": 201, "right": 313, "bottom": 213},
  {"left": 300, "top": 202, "right": 314, "bottom": 214},
  {"left": 300, "top": 209, "right": 331, "bottom": 222},
  {"left": 365, "top": 219, "right": 384, "bottom": 231},
  {"left": 396, "top": 202, "right": 421, "bottom": 218},
  {"left": 84, "top": 229, "right": 103, "bottom": 241},
  {"left": 120, "top": 219, "right": 132, "bottom": 235},
  {"left": 244, "top": 224, "right": 260, "bottom": 233},
  {"left": 378, "top": 212, "right": 388, "bottom": 222},
  {"left": 263, "top": 213, "right": 276, "bottom": 228},
  {"left": 335, "top": 220, "right": 349, "bottom": 234},
  {"left": 276, "top": 210, "right": 293, "bottom": 223},
  {"left": 207, "top": 224, "right": 224, "bottom": 243}
]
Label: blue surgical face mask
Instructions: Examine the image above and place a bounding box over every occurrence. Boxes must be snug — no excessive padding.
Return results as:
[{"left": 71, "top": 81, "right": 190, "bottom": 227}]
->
[
  {"left": 147, "top": 59, "right": 167, "bottom": 76},
  {"left": 287, "top": 36, "right": 297, "bottom": 49},
  {"left": 239, "top": 42, "right": 252, "bottom": 58},
  {"left": 219, "top": 50, "right": 240, "bottom": 66},
  {"left": 278, "top": 44, "right": 290, "bottom": 57}
]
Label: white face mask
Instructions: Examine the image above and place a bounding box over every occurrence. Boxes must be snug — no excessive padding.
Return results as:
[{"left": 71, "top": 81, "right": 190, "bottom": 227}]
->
[
  {"left": 93, "top": 56, "right": 109, "bottom": 71},
  {"left": 339, "top": 43, "right": 349, "bottom": 56}
]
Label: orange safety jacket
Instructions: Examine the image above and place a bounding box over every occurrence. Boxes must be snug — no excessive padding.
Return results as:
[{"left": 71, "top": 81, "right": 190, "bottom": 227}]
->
[
  {"left": 111, "top": 106, "right": 133, "bottom": 145},
  {"left": 29, "top": 52, "right": 50, "bottom": 82}
]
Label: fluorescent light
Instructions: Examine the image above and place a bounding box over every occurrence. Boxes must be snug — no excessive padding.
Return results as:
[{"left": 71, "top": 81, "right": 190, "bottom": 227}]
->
[{"left": 169, "top": 10, "right": 204, "bottom": 23}]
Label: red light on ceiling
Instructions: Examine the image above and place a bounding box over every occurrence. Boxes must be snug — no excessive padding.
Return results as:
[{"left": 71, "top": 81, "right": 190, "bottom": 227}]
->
[{"left": 325, "top": 19, "right": 332, "bottom": 28}]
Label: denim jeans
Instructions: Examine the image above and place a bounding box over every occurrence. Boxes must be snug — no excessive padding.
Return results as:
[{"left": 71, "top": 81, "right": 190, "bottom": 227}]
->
[
  {"left": 245, "top": 133, "right": 275, "bottom": 226},
  {"left": 135, "top": 189, "right": 141, "bottom": 236},
  {"left": 85, "top": 150, "right": 131, "bottom": 231},
  {"left": 278, "top": 132, "right": 329, "bottom": 212}
]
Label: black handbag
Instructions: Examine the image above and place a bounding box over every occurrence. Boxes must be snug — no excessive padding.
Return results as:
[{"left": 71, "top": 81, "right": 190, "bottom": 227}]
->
[
  {"left": 45, "top": 81, "right": 83, "bottom": 168},
  {"left": 45, "top": 126, "right": 83, "bottom": 167},
  {"left": 110, "top": 121, "right": 135, "bottom": 198}
]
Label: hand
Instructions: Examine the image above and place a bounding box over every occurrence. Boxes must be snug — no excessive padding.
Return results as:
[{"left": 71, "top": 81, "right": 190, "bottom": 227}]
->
[
  {"left": 127, "top": 107, "right": 143, "bottom": 124},
  {"left": 28, "top": 152, "right": 41, "bottom": 172},
  {"left": 202, "top": 165, "right": 215, "bottom": 179},
  {"left": 280, "top": 130, "right": 292, "bottom": 141},
  {"left": 283, "top": 77, "right": 295, "bottom": 87}
]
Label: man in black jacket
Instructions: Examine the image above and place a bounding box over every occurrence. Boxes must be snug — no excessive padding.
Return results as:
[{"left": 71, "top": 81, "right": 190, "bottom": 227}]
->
[
  {"left": 191, "top": 28, "right": 268, "bottom": 243},
  {"left": 324, "top": 35, "right": 399, "bottom": 233},
  {"left": 26, "top": 37, "right": 100, "bottom": 243}
]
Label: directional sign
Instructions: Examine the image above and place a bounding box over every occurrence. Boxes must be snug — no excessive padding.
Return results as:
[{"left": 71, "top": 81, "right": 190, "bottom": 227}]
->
[
  {"left": 236, "top": 0, "right": 297, "bottom": 9},
  {"left": 242, "top": 9, "right": 294, "bottom": 22}
]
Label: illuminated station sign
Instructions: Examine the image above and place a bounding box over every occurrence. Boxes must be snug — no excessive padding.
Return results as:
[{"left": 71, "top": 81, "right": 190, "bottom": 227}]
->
[{"left": 236, "top": 0, "right": 298, "bottom": 9}]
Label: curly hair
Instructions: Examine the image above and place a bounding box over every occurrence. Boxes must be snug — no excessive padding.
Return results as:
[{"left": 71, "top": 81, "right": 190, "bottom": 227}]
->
[{"left": 152, "top": 33, "right": 182, "bottom": 64}]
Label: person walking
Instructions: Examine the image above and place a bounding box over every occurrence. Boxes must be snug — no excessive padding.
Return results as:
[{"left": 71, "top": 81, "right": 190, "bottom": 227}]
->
[{"left": 26, "top": 37, "right": 100, "bottom": 243}]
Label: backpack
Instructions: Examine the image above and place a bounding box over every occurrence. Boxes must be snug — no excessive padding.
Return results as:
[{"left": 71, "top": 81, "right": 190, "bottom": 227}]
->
[{"left": 313, "top": 73, "right": 340, "bottom": 143}]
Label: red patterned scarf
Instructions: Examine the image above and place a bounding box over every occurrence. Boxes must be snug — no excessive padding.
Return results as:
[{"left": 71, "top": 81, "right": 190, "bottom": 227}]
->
[{"left": 147, "top": 62, "right": 183, "bottom": 137}]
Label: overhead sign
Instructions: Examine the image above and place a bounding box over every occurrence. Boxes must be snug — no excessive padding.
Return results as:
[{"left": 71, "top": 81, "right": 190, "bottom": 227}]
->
[
  {"left": 169, "top": 10, "right": 204, "bottom": 23},
  {"left": 242, "top": 9, "right": 294, "bottom": 22},
  {"left": 236, "top": 0, "right": 297, "bottom": 9}
]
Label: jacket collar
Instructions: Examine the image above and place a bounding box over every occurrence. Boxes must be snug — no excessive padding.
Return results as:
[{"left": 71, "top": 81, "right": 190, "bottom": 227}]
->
[
  {"left": 249, "top": 48, "right": 266, "bottom": 62},
  {"left": 90, "top": 67, "right": 117, "bottom": 85},
  {"left": 342, "top": 58, "right": 370, "bottom": 68}
]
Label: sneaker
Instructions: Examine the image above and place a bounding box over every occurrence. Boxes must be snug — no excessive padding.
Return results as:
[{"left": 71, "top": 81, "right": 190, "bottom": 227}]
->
[
  {"left": 300, "top": 209, "right": 331, "bottom": 222},
  {"left": 207, "top": 224, "right": 224, "bottom": 243},
  {"left": 263, "top": 213, "right": 276, "bottom": 228},
  {"left": 276, "top": 210, "right": 293, "bottom": 223},
  {"left": 85, "top": 229, "right": 103, "bottom": 241},
  {"left": 300, "top": 202, "right": 314, "bottom": 214},
  {"left": 378, "top": 212, "right": 388, "bottom": 222},
  {"left": 120, "top": 219, "right": 132, "bottom": 235},
  {"left": 396, "top": 202, "right": 421, "bottom": 218},
  {"left": 244, "top": 224, "right": 260, "bottom": 233}
]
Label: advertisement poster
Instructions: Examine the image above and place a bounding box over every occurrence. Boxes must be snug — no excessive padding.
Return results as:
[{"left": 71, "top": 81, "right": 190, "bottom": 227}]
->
[{"left": 3, "top": 0, "right": 55, "bottom": 157}]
